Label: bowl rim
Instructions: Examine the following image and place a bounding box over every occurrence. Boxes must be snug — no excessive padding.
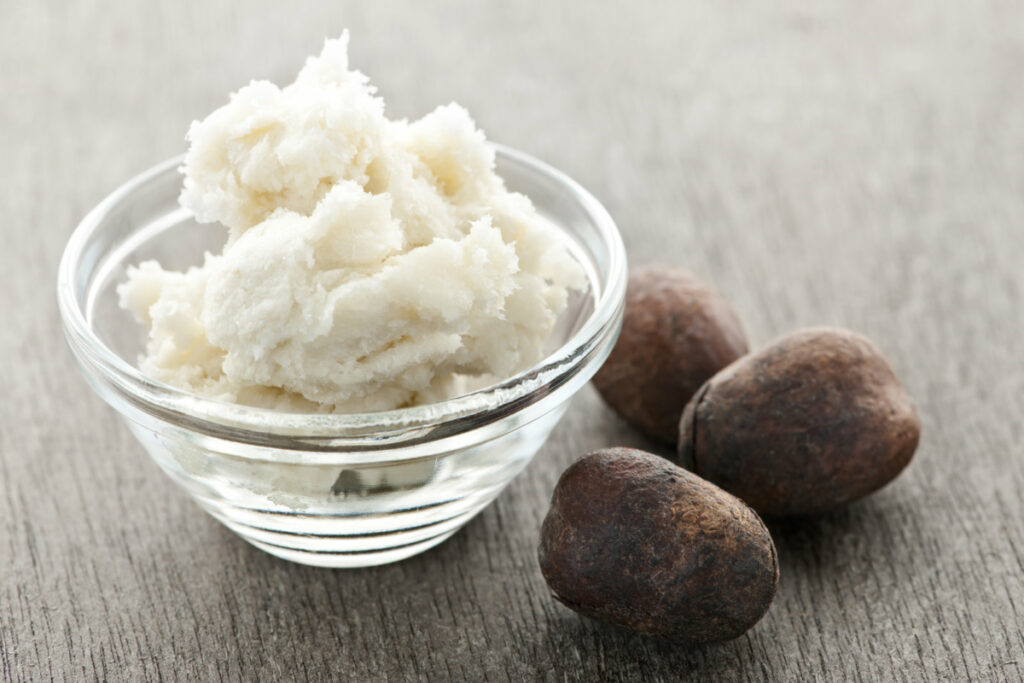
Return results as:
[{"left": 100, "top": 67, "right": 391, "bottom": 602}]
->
[{"left": 57, "top": 143, "right": 627, "bottom": 444}]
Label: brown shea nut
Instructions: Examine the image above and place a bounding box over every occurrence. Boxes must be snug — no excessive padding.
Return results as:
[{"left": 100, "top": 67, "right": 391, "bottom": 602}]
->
[
  {"left": 592, "top": 265, "right": 748, "bottom": 444},
  {"left": 678, "top": 327, "right": 921, "bottom": 516},
  {"left": 538, "top": 447, "right": 778, "bottom": 644}
]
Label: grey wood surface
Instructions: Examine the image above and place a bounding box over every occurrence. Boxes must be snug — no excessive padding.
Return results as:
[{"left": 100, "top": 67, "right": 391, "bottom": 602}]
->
[{"left": 3, "top": 1, "right": 1023, "bottom": 681}]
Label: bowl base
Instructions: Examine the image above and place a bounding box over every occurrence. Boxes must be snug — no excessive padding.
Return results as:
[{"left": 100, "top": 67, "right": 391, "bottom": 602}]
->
[
  {"left": 243, "top": 529, "right": 460, "bottom": 568},
  {"left": 197, "top": 486, "right": 505, "bottom": 568}
]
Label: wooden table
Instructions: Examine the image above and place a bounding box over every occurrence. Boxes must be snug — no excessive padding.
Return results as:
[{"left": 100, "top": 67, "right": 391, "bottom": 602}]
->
[{"left": 4, "top": 2, "right": 1022, "bottom": 680}]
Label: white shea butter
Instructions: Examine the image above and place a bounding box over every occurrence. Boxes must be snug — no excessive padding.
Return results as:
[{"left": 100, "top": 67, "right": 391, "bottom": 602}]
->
[{"left": 119, "top": 33, "right": 584, "bottom": 412}]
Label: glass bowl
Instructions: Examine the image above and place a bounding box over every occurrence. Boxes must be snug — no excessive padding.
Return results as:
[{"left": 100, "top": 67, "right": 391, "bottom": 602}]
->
[{"left": 57, "top": 144, "right": 627, "bottom": 568}]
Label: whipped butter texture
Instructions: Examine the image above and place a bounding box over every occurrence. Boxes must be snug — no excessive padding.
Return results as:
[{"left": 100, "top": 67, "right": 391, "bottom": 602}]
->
[{"left": 119, "top": 33, "right": 584, "bottom": 412}]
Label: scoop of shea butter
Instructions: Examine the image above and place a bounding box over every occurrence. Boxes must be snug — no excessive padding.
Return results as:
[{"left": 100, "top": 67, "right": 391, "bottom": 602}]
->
[{"left": 119, "top": 32, "right": 584, "bottom": 412}]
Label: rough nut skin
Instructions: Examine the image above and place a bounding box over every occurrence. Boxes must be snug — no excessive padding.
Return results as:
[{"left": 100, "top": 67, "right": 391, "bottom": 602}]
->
[
  {"left": 537, "top": 448, "right": 778, "bottom": 645},
  {"left": 592, "top": 266, "right": 748, "bottom": 445},
  {"left": 678, "top": 327, "right": 921, "bottom": 516}
]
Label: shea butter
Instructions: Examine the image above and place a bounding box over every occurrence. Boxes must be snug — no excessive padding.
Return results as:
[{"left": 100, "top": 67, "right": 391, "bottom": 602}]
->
[{"left": 119, "top": 33, "right": 584, "bottom": 412}]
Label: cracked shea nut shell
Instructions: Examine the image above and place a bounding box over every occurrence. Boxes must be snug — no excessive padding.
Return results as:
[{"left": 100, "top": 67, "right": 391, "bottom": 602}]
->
[
  {"left": 678, "top": 327, "right": 921, "bottom": 516},
  {"left": 538, "top": 448, "right": 778, "bottom": 644},
  {"left": 592, "top": 266, "right": 748, "bottom": 444}
]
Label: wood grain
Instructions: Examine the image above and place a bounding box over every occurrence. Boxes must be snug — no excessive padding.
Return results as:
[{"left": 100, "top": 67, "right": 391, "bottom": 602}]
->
[{"left": 3, "top": 1, "right": 1023, "bottom": 680}]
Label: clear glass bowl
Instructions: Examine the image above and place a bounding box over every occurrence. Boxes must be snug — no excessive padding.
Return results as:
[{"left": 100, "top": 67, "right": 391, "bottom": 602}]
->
[{"left": 57, "top": 145, "right": 627, "bottom": 568}]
